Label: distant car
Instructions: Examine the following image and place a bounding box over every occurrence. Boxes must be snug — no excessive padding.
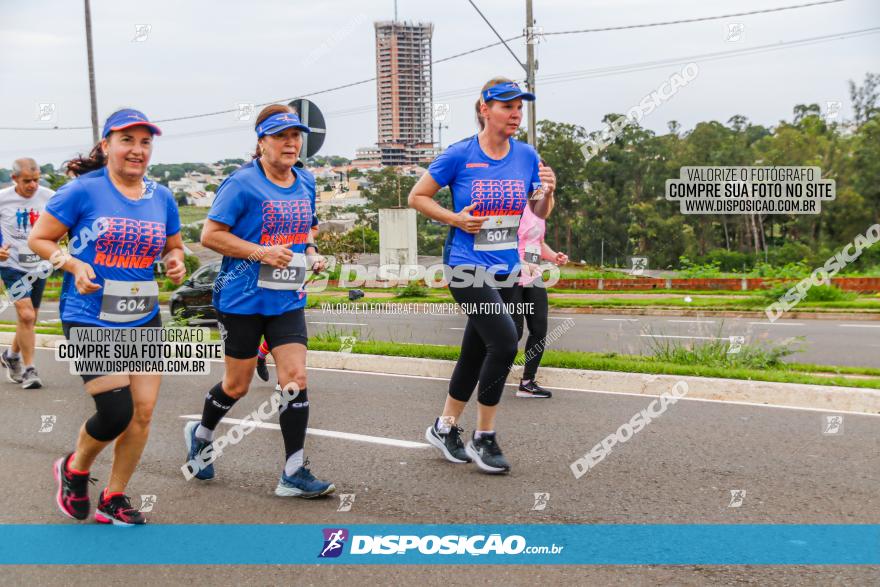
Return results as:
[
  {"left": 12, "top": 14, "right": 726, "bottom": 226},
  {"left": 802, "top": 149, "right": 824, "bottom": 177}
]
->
[{"left": 169, "top": 260, "right": 221, "bottom": 321}]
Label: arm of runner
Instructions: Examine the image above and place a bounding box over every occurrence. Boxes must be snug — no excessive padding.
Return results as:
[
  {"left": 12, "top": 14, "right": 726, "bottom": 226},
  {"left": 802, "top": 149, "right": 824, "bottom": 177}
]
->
[
  {"left": 0, "top": 244, "right": 8, "bottom": 262},
  {"left": 27, "top": 211, "right": 101, "bottom": 294},
  {"left": 408, "top": 173, "right": 487, "bottom": 234},
  {"left": 201, "top": 218, "right": 292, "bottom": 269},
  {"left": 162, "top": 232, "right": 187, "bottom": 285}
]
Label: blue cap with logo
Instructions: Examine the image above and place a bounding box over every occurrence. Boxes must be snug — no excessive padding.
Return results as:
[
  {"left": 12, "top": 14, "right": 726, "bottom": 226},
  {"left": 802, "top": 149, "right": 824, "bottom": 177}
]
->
[
  {"left": 102, "top": 109, "right": 162, "bottom": 138},
  {"left": 481, "top": 82, "right": 536, "bottom": 103},
  {"left": 256, "top": 112, "right": 311, "bottom": 138}
]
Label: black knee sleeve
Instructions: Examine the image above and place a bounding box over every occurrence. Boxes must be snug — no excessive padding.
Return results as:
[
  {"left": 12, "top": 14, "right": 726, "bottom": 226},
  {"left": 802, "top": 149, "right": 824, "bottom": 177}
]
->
[{"left": 85, "top": 386, "right": 134, "bottom": 441}]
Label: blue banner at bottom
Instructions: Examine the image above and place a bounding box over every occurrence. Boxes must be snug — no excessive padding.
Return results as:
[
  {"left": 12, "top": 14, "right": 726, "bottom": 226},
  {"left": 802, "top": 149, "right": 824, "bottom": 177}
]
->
[{"left": 0, "top": 524, "right": 878, "bottom": 565}]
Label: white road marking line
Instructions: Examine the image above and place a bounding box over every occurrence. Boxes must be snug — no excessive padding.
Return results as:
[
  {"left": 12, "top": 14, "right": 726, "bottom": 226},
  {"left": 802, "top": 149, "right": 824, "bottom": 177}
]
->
[
  {"left": 307, "top": 321, "right": 368, "bottom": 327},
  {"left": 450, "top": 327, "right": 466, "bottom": 331},
  {"left": 179, "top": 415, "right": 429, "bottom": 449},
  {"left": 839, "top": 324, "right": 880, "bottom": 328},
  {"left": 667, "top": 319, "right": 716, "bottom": 324},
  {"left": 639, "top": 334, "right": 725, "bottom": 340},
  {"left": 748, "top": 322, "right": 804, "bottom": 326},
  {"left": 603, "top": 318, "right": 639, "bottom": 322}
]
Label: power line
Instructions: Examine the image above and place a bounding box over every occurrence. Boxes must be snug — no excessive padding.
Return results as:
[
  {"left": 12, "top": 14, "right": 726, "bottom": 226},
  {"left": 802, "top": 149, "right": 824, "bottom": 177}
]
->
[
  {"left": 8, "top": 25, "right": 872, "bottom": 155},
  {"left": 537, "top": 27, "right": 880, "bottom": 85},
  {"left": 0, "top": 0, "right": 849, "bottom": 132},
  {"left": 466, "top": 0, "right": 527, "bottom": 71},
  {"left": 544, "top": 0, "right": 845, "bottom": 36},
  {"left": 0, "top": 34, "right": 525, "bottom": 131}
]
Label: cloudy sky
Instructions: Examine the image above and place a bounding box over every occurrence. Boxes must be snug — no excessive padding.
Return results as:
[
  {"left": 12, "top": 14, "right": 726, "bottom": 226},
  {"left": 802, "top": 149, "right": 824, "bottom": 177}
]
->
[{"left": 1, "top": 0, "right": 878, "bottom": 166}]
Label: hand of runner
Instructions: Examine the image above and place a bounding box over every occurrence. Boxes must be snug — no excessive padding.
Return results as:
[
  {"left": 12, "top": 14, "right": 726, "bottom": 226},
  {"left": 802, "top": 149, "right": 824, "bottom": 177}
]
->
[
  {"left": 165, "top": 257, "right": 186, "bottom": 285},
  {"left": 71, "top": 260, "right": 101, "bottom": 294},
  {"left": 453, "top": 203, "right": 488, "bottom": 234},
  {"left": 0, "top": 244, "right": 9, "bottom": 261},
  {"left": 538, "top": 162, "right": 556, "bottom": 195},
  {"left": 262, "top": 245, "right": 294, "bottom": 269},
  {"left": 554, "top": 252, "right": 569, "bottom": 266},
  {"left": 308, "top": 254, "right": 326, "bottom": 274},
  {"left": 522, "top": 261, "right": 541, "bottom": 280}
]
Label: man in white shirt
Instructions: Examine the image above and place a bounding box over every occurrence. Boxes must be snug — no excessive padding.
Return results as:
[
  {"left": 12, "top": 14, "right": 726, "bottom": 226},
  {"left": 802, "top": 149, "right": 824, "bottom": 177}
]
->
[{"left": 0, "top": 158, "right": 55, "bottom": 389}]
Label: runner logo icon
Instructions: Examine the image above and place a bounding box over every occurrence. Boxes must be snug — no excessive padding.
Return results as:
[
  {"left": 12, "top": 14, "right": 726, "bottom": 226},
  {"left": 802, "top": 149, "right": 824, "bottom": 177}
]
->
[{"left": 319, "top": 528, "right": 349, "bottom": 558}]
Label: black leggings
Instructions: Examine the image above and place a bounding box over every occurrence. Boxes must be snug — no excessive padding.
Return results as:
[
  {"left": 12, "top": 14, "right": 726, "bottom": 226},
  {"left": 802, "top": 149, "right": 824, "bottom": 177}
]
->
[
  {"left": 447, "top": 273, "right": 521, "bottom": 407},
  {"left": 513, "top": 284, "right": 549, "bottom": 381}
]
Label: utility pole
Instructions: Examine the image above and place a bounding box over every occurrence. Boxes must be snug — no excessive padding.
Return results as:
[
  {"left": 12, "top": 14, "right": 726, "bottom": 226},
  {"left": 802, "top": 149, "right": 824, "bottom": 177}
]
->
[
  {"left": 436, "top": 120, "right": 449, "bottom": 150},
  {"left": 525, "top": 0, "right": 537, "bottom": 147},
  {"left": 84, "top": 0, "right": 99, "bottom": 144}
]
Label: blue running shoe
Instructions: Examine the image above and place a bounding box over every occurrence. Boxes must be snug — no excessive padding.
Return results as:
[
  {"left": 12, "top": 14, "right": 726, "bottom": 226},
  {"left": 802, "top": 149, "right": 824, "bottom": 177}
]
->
[
  {"left": 275, "top": 460, "right": 335, "bottom": 498},
  {"left": 183, "top": 420, "right": 215, "bottom": 481}
]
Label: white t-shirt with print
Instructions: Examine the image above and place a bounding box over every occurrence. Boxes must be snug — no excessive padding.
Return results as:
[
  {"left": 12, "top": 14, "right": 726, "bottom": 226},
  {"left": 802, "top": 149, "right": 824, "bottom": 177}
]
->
[{"left": 0, "top": 185, "right": 55, "bottom": 272}]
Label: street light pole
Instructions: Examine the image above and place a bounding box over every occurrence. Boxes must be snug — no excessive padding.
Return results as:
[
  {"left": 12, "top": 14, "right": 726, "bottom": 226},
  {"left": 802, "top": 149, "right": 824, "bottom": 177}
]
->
[{"left": 84, "top": 0, "right": 99, "bottom": 144}]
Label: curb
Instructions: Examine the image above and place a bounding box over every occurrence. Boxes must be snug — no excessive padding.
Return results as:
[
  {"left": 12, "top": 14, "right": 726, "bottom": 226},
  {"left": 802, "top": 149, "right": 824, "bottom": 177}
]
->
[
  {"left": 9, "top": 332, "right": 879, "bottom": 415},
  {"left": 545, "top": 306, "right": 880, "bottom": 321}
]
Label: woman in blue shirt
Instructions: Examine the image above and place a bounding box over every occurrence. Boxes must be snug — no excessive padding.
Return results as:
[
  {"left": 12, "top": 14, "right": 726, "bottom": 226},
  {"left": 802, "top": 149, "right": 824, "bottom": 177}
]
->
[
  {"left": 29, "top": 109, "right": 186, "bottom": 525},
  {"left": 409, "top": 78, "right": 556, "bottom": 473},
  {"left": 182, "top": 104, "right": 335, "bottom": 499}
]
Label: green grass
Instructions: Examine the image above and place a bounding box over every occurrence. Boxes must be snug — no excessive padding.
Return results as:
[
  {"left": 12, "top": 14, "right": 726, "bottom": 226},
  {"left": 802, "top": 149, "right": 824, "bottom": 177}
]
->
[
  {"left": 178, "top": 205, "right": 209, "bottom": 225},
  {"left": 306, "top": 334, "right": 880, "bottom": 390},
  {"left": 547, "top": 287, "right": 761, "bottom": 296}
]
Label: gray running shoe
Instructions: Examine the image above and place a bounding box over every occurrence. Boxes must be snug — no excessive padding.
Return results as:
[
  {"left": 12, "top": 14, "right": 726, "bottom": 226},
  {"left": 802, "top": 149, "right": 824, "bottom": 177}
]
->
[
  {"left": 21, "top": 367, "right": 42, "bottom": 389},
  {"left": 1, "top": 351, "right": 23, "bottom": 383}
]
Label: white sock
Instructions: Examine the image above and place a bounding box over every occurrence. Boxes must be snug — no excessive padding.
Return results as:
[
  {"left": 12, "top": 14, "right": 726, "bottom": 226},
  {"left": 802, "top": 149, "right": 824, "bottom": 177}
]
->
[
  {"left": 5, "top": 350, "right": 20, "bottom": 359},
  {"left": 284, "top": 449, "right": 304, "bottom": 476},
  {"left": 195, "top": 424, "right": 214, "bottom": 442},
  {"left": 435, "top": 416, "right": 453, "bottom": 434},
  {"left": 521, "top": 379, "right": 532, "bottom": 385},
  {"left": 474, "top": 430, "right": 494, "bottom": 439}
]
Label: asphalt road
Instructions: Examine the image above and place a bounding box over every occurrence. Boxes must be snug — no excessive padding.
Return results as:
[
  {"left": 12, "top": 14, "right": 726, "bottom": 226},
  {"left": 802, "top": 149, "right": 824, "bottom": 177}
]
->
[
  {"left": 1, "top": 349, "right": 878, "bottom": 584},
  {"left": 7, "top": 301, "right": 880, "bottom": 369}
]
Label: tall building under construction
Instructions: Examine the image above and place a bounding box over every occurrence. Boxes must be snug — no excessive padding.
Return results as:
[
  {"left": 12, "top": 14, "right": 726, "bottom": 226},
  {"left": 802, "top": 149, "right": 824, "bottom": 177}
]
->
[{"left": 374, "top": 20, "right": 435, "bottom": 167}]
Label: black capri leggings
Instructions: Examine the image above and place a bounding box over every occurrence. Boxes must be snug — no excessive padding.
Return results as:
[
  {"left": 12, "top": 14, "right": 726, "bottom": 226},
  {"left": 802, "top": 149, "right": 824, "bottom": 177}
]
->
[
  {"left": 447, "top": 269, "right": 521, "bottom": 407},
  {"left": 513, "top": 284, "right": 549, "bottom": 381}
]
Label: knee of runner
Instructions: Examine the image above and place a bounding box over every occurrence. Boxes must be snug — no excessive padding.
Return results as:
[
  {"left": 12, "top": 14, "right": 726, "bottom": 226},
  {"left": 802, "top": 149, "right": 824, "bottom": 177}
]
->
[
  {"left": 492, "top": 337, "right": 519, "bottom": 363},
  {"left": 85, "top": 386, "right": 134, "bottom": 441},
  {"left": 278, "top": 371, "right": 307, "bottom": 392},
  {"left": 130, "top": 402, "right": 155, "bottom": 428},
  {"left": 17, "top": 306, "right": 36, "bottom": 326},
  {"left": 222, "top": 377, "right": 250, "bottom": 399}
]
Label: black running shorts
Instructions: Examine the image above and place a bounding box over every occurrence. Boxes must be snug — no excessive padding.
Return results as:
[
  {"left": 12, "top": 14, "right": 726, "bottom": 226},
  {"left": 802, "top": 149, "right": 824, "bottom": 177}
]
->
[{"left": 216, "top": 308, "right": 308, "bottom": 359}]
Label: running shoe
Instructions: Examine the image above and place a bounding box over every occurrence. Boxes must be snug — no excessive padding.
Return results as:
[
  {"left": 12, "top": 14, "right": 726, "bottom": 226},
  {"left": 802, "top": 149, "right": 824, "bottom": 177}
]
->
[
  {"left": 517, "top": 380, "right": 552, "bottom": 398},
  {"left": 256, "top": 357, "right": 269, "bottom": 382},
  {"left": 465, "top": 432, "right": 511, "bottom": 474},
  {"left": 183, "top": 420, "right": 215, "bottom": 480},
  {"left": 53, "top": 452, "right": 95, "bottom": 520},
  {"left": 425, "top": 419, "right": 471, "bottom": 463},
  {"left": 275, "top": 460, "right": 335, "bottom": 498},
  {"left": 1, "top": 350, "right": 23, "bottom": 383},
  {"left": 95, "top": 490, "right": 146, "bottom": 526},
  {"left": 21, "top": 367, "right": 42, "bottom": 389}
]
